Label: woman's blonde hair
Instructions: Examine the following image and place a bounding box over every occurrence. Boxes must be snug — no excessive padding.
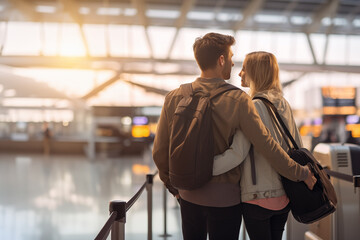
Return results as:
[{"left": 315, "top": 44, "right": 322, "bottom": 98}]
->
[{"left": 243, "top": 51, "right": 282, "bottom": 97}]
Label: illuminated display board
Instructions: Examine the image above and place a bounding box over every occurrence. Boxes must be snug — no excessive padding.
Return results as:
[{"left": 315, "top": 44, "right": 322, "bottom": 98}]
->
[{"left": 321, "top": 87, "right": 357, "bottom": 115}]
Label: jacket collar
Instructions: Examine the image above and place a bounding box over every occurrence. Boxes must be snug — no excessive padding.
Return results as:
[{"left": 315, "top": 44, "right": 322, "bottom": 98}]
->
[{"left": 195, "top": 77, "right": 225, "bottom": 84}]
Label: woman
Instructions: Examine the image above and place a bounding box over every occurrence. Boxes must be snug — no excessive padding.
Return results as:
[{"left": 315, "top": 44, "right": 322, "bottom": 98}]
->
[{"left": 213, "top": 51, "right": 303, "bottom": 240}]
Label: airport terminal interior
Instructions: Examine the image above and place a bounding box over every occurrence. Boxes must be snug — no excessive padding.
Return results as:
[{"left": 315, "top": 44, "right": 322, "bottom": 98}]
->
[{"left": 0, "top": 0, "right": 360, "bottom": 239}]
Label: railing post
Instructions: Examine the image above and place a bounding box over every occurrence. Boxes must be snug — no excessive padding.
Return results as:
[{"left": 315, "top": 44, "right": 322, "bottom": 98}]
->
[
  {"left": 109, "top": 200, "right": 126, "bottom": 240},
  {"left": 159, "top": 186, "right": 171, "bottom": 238},
  {"left": 146, "top": 174, "right": 154, "bottom": 240}
]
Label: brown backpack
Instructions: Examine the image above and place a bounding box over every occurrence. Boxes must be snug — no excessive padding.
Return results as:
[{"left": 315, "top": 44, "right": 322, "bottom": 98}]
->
[{"left": 169, "top": 83, "right": 238, "bottom": 190}]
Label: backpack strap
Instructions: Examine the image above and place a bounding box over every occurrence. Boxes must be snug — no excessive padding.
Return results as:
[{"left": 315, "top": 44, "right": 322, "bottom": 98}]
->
[
  {"left": 180, "top": 83, "right": 193, "bottom": 97},
  {"left": 210, "top": 84, "right": 239, "bottom": 100}
]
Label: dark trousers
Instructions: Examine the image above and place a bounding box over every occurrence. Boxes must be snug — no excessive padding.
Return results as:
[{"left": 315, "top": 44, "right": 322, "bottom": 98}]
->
[
  {"left": 179, "top": 198, "right": 242, "bottom": 240},
  {"left": 242, "top": 202, "right": 290, "bottom": 240}
]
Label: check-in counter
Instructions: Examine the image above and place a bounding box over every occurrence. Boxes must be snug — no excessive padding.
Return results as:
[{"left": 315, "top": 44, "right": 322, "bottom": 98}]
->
[{"left": 306, "top": 143, "right": 360, "bottom": 240}]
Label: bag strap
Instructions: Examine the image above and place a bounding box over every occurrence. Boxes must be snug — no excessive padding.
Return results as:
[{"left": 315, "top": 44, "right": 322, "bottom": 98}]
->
[
  {"left": 261, "top": 104, "right": 293, "bottom": 151},
  {"left": 249, "top": 145, "right": 256, "bottom": 185},
  {"left": 253, "top": 96, "right": 299, "bottom": 150},
  {"left": 249, "top": 96, "right": 296, "bottom": 185}
]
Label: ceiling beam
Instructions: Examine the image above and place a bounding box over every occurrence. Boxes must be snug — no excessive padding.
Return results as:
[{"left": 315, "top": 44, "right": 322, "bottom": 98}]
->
[
  {"left": 1, "top": 56, "right": 360, "bottom": 74},
  {"left": 232, "top": 0, "right": 264, "bottom": 32},
  {"left": 0, "top": 55, "right": 200, "bottom": 75},
  {"left": 282, "top": 72, "right": 307, "bottom": 88},
  {"left": 8, "top": 0, "right": 38, "bottom": 21},
  {"left": 166, "top": 0, "right": 197, "bottom": 59},
  {"left": 305, "top": 33, "right": 318, "bottom": 65},
  {"left": 122, "top": 79, "right": 170, "bottom": 96},
  {"left": 284, "top": 0, "right": 298, "bottom": 14},
  {"left": 0, "top": 2, "right": 359, "bottom": 35},
  {"left": 81, "top": 73, "right": 171, "bottom": 99},
  {"left": 0, "top": 22, "right": 8, "bottom": 56},
  {"left": 81, "top": 72, "right": 121, "bottom": 100},
  {"left": 131, "top": 0, "right": 154, "bottom": 58},
  {"left": 213, "top": 0, "right": 227, "bottom": 15},
  {"left": 323, "top": 33, "right": 330, "bottom": 65},
  {"left": 345, "top": 5, "right": 360, "bottom": 35},
  {"left": 283, "top": 0, "right": 298, "bottom": 25},
  {"left": 305, "top": 0, "right": 339, "bottom": 34},
  {"left": 346, "top": 5, "right": 360, "bottom": 23},
  {"left": 58, "top": 0, "right": 90, "bottom": 56},
  {"left": 322, "top": 20, "right": 336, "bottom": 65}
]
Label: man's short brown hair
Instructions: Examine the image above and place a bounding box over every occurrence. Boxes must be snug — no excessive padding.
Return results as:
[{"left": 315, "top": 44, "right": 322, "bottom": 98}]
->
[{"left": 193, "top": 32, "right": 235, "bottom": 71}]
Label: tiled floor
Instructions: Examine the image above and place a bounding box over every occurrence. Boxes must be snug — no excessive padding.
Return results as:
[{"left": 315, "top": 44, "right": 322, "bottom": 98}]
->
[
  {"left": 0, "top": 147, "right": 183, "bottom": 240},
  {"left": 0, "top": 146, "right": 313, "bottom": 240}
]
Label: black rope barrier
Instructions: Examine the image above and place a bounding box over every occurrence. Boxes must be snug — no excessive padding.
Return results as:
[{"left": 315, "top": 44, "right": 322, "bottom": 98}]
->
[
  {"left": 94, "top": 171, "right": 159, "bottom": 240},
  {"left": 126, "top": 171, "right": 158, "bottom": 211},
  {"left": 325, "top": 169, "right": 353, "bottom": 182},
  {"left": 325, "top": 169, "right": 360, "bottom": 188},
  {"left": 94, "top": 211, "right": 118, "bottom": 240},
  {"left": 126, "top": 182, "right": 147, "bottom": 212}
]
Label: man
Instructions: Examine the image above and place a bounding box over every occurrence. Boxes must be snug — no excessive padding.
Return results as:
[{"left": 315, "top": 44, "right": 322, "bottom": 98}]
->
[
  {"left": 153, "top": 32, "right": 315, "bottom": 240},
  {"left": 43, "top": 122, "right": 51, "bottom": 156}
]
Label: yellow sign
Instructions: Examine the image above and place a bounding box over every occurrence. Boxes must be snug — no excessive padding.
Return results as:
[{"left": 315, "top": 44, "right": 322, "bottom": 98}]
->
[
  {"left": 322, "top": 106, "right": 357, "bottom": 115},
  {"left": 346, "top": 124, "right": 360, "bottom": 138},
  {"left": 132, "top": 125, "right": 151, "bottom": 138},
  {"left": 321, "top": 87, "right": 356, "bottom": 99},
  {"left": 299, "top": 124, "right": 322, "bottom": 137}
]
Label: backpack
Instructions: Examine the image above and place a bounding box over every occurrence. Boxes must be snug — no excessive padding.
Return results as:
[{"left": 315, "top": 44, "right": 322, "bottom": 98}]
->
[
  {"left": 253, "top": 97, "right": 337, "bottom": 224},
  {"left": 169, "top": 83, "right": 238, "bottom": 190}
]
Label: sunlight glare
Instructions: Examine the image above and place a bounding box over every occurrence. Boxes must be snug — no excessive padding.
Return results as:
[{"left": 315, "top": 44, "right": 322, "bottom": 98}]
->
[
  {"left": 59, "top": 24, "right": 86, "bottom": 56},
  {"left": 13, "top": 68, "right": 113, "bottom": 98}
]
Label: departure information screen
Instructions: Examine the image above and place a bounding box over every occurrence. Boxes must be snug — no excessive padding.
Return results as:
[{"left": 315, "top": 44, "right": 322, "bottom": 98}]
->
[{"left": 321, "top": 87, "right": 356, "bottom": 115}]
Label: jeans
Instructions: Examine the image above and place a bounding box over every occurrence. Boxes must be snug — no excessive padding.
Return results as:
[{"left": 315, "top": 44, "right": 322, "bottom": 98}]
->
[
  {"left": 242, "top": 202, "right": 290, "bottom": 240},
  {"left": 179, "top": 198, "right": 242, "bottom": 240}
]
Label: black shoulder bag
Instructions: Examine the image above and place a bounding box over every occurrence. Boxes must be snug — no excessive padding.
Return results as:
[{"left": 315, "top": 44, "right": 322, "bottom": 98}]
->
[{"left": 251, "top": 96, "right": 337, "bottom": 224}]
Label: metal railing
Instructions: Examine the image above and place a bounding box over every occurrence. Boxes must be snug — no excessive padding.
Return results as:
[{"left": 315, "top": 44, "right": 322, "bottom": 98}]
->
[
  {"left": 94, "top": 171, "right": 162, "bottom": 240},
  {"left": 325, "top": 168, "right": 360, "bottom": 189}
]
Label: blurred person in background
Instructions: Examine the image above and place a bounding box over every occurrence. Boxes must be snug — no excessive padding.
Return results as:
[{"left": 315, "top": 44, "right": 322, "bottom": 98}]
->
[{"left": 43, "top": 122, "right": 51, "bottom": 156}]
